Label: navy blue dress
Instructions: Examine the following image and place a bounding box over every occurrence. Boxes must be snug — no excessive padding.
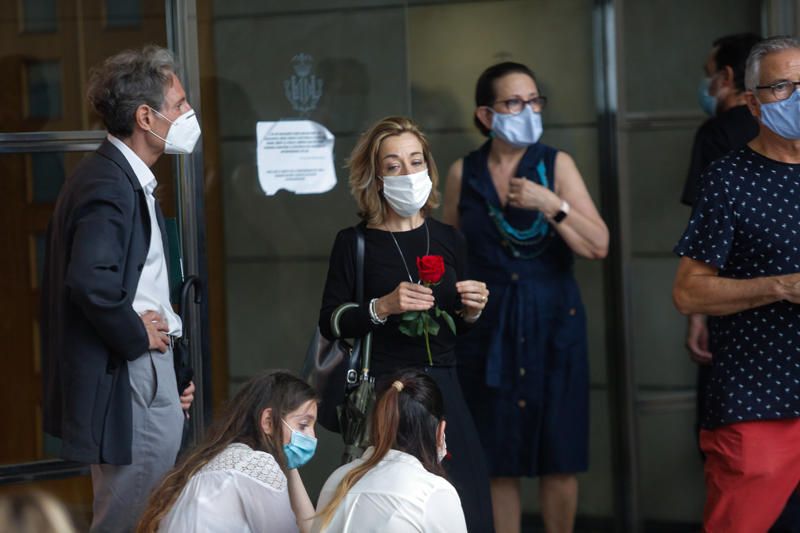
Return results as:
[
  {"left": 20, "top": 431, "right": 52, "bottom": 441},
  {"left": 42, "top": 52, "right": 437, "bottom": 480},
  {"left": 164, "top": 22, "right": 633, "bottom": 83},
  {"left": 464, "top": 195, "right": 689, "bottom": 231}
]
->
[{"left": 456, "top": 141, "right": 590, "bottom": 477}]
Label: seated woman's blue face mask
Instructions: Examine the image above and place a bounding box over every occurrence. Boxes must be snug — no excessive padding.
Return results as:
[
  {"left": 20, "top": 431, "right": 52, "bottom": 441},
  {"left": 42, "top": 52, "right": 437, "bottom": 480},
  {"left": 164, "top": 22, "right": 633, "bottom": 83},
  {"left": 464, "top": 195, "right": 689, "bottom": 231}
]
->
[{"left": 282, "top": 418, "right": 317, "bottom": 469}]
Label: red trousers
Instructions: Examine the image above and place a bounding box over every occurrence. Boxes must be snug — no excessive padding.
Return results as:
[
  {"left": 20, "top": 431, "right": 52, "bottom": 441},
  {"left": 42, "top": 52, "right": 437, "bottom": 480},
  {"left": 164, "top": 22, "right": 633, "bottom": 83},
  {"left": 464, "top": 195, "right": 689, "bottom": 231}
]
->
[{"left": 700, "top": 418, "right": 800, "bottom": 533}]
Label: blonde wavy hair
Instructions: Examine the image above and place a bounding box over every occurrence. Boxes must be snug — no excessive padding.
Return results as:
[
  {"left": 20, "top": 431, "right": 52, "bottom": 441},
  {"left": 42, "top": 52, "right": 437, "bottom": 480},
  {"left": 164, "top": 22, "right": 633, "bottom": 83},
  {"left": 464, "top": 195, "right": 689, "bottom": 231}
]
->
[{"left": 348, "top": 116, "right": 440, "bottom": 226}]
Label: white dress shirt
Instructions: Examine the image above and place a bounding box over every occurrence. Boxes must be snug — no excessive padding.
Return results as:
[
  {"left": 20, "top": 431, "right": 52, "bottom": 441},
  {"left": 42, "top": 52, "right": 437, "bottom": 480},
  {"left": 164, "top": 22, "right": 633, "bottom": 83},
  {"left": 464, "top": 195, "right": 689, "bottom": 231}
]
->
[
  {"left": 312, "top": 447, "right": 467, "bottom": 533},
  {"left": 160, "top": 443, "right": 299, "bottom": 533},
  {"left": 107, "top": 135, "right": 182, "bottom": 336}
]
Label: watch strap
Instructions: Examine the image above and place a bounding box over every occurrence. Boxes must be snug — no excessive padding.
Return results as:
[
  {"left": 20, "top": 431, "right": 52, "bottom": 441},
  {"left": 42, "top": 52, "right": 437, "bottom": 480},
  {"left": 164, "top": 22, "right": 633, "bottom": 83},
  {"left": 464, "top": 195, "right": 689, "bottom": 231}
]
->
[{"left": 553, "top": 199, "right": 570, "bottom": 223}]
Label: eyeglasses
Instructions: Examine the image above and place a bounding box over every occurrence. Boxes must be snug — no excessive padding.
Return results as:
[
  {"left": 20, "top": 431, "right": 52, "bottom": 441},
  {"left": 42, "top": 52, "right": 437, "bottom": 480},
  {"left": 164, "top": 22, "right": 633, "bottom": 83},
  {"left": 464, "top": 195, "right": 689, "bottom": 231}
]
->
[
  {"left": 493, "top": 96, "right": 548, "bottom": 114},
  {"left": 755, "top": 80, "right": 800, "bottom": 101}
]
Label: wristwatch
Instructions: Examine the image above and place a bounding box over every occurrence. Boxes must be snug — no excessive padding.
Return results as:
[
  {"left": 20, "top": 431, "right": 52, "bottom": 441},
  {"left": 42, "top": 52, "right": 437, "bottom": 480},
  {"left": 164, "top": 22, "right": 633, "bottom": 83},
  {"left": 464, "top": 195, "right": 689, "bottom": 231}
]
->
[{"left": 552, "top": 199, "right": 570, "bottom": 223}]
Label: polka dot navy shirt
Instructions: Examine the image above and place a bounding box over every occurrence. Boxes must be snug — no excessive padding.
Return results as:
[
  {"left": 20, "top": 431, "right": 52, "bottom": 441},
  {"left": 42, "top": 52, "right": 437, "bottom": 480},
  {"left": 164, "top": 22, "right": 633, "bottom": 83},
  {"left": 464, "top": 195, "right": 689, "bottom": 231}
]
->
[{"left": 674, "top": 146, "right": 800, "bottom": 429}]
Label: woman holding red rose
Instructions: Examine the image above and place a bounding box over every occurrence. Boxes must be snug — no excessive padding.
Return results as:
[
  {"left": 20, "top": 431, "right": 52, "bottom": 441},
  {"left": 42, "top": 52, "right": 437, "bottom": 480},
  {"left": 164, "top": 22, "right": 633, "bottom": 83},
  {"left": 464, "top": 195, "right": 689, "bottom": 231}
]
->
[{"left": 318, "top": 116, "right": 494, "bottom": 532}]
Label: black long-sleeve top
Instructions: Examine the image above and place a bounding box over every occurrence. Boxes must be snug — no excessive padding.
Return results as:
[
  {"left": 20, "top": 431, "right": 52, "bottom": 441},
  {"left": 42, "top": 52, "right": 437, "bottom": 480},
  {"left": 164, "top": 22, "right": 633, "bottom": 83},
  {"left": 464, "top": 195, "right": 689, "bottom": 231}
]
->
[{"left": 319, "top": 218, "right": 474, "bottom": 376}]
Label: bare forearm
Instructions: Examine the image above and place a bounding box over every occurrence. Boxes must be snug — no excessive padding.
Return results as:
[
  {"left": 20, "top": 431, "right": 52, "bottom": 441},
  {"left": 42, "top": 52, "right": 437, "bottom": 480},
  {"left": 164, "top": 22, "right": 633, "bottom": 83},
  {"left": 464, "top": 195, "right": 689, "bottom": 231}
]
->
[
  {"left": 673, "top": 273, "right": 784, "bottom": 316},
  {"left": 551, "top": 209, "right": 609, "bottom": 259},
  {"left": 286, "top": 469, "right": 314, "bottom": 533}
]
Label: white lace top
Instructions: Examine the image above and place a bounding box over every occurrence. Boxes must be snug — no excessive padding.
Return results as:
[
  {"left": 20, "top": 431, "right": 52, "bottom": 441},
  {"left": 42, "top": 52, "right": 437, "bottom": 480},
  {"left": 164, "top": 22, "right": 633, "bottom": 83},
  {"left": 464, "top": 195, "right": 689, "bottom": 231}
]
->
[{"left": 159, "top": 443, "right": 299, "bottom": 533}]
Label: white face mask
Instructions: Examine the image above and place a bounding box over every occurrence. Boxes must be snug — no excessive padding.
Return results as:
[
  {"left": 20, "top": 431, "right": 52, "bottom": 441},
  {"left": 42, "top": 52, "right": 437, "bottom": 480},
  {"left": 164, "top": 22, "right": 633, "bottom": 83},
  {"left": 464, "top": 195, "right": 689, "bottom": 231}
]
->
[
  {"left": 148, "top": 107, "right": 202, "bottom": 154},
  {"left": 380, "top": 169, "right": 432, "bottom": 218}
]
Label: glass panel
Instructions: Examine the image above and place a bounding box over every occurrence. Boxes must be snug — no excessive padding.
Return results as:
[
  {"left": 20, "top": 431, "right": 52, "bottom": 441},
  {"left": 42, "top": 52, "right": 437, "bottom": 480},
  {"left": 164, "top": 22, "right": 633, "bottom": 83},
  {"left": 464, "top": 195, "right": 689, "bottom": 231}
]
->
[
  {"left": 34, "top": 232, "right": 47, "bottom": 290},
  {"left": 0, "top": 0, "right": 172, "bottom": 521},
  {"left": 627, "top": 127, "right": 697, "bottom": 254},
  {"left": 21, "top": 0, "right": 58, "bottom": 33},
  {"left": 26, "top": 60, "right": 62, "bottom": 119},
  {"left": 212, "top": 0, "right": 613, "bottom": 521},
  {"left": 30, "top": 152, "right": 66, "bottom": 204},
  {"left": 105, "top": 0, "right": 143, "bottom": 29},
  {"left": 0, "top": 1, "right": 168, "bottom": 133},
  {"left": 0, "top": 145, "right": 176, "bottom": 470},
  {"left": 622, "top": 0, "right": 761, "bottom": 114},
  {"left": 0, "top": 151, "right": 89, "bottom": 467}
]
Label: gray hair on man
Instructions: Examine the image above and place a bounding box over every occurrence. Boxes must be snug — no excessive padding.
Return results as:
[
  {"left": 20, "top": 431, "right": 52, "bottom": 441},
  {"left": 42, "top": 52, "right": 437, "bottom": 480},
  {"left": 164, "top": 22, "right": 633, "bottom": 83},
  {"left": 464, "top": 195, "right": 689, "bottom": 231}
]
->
[
  {"left": 87, "top": 45, "right": 178, "bottom": 137},
  {"left": 744, "top": 36, "right": 800, "bottom": 91}
]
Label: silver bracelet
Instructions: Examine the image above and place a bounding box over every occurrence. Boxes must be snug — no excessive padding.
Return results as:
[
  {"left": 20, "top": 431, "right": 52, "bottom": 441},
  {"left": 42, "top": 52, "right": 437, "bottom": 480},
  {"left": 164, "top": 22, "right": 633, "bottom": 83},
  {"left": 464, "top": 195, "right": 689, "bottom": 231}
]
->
[{"left": 369, "top": 298, "right": 387, "bottom": 325}]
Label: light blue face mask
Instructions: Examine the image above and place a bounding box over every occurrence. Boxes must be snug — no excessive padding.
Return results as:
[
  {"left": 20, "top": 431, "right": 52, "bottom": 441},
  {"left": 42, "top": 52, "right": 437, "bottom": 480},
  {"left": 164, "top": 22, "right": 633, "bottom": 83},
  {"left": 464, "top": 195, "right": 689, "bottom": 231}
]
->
[
  {"left": 698, "top": 77, "right": 717, "bottom": 116},
  {"left": 282, "top": 419, "right": 317, "bottom": 469},
  {"left": 760, "top": 89, "right": 800, "bottom": 140},
  {"left": 490, "top": 105, "right": 543, "bottom": 147}
]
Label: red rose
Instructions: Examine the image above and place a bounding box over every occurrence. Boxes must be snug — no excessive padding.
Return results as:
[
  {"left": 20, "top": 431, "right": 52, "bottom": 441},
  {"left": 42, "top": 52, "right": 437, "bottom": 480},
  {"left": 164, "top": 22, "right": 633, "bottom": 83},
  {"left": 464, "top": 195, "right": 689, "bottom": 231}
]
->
[{"left": 416, "top": 255, "right": 445, "bottom": 284}]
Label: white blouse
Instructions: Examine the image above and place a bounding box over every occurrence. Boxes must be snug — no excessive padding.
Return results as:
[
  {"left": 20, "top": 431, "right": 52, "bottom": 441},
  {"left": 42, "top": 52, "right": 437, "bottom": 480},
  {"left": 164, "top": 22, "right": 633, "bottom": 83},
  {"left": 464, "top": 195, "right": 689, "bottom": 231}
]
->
[
  {"left": 159, "top": 443, "right": 299, "bottom": 533},
  {"left": 312, "top": 447, "right": 467, "bottom": 533}
]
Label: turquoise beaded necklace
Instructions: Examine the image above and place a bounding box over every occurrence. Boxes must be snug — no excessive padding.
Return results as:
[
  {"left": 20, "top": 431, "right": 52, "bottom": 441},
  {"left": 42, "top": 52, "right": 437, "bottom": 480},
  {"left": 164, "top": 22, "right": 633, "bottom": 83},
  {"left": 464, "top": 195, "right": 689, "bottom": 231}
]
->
[{"left": 487, "top": 159, "right": 555, "bottom": 259}]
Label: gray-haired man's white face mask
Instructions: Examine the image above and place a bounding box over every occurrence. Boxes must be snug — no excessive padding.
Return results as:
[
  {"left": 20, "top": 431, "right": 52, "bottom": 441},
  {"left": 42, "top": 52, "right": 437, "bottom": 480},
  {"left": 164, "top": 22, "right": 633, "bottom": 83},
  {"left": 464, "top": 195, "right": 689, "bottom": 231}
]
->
[{"left": 147, "top": 106, "right": 202, "bottom": 155}]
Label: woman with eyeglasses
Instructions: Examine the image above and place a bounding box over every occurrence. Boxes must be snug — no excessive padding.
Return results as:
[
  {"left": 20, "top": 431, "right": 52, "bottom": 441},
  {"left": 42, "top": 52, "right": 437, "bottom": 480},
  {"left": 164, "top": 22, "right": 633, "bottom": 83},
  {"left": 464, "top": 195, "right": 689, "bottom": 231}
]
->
[{"left": 443, "top": 62, "right": 609, "bottom": 533}]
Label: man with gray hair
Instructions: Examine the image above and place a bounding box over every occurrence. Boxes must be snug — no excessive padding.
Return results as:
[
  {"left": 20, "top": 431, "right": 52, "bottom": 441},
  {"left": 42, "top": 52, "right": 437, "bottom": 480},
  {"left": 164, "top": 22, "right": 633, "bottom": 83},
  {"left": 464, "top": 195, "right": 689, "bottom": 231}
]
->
[
  {"left": 41, "top": 45, "right": 199, "bottom": 532},
  {"left": 673, "top": 36, "right": 800, "bottom": 532}
]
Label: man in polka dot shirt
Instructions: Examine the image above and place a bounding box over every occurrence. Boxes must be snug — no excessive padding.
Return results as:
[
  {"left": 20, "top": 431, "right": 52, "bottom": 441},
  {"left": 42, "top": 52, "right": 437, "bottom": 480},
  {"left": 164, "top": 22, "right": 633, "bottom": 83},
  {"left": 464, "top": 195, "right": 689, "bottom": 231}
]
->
[{"left": 673, "top": 36, "right": 800, "bottom": 533}]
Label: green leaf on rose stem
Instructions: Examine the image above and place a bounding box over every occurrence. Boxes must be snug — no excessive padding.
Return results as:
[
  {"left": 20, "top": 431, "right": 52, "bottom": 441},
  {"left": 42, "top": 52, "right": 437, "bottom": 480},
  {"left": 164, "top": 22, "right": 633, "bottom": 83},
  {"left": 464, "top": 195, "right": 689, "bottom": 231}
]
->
[
  {"left": 425, "top": 313, "right": 441, "bottom": 336},
  {"left": 401, "top": 311, "right": 420, "bottom": 322},
  {"left": 399, "top": 321, "right": 417, "bottom": 337},
  {"left": 416, "top": 316, "right": 425, "bottom": 336},
  {"left": 434, "top": 307, "right": 441, "bottom": 317},
  {"left": 440, "top": 310, "right": 456, "bottom": 335}
]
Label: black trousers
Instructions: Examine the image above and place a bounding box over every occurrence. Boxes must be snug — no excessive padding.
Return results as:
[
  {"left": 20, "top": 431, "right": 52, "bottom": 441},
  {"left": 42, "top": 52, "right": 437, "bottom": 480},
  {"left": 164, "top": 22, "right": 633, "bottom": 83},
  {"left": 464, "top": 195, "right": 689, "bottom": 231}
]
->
[{"left": 424, "top": 365, "right": 495, "bottom": 533}]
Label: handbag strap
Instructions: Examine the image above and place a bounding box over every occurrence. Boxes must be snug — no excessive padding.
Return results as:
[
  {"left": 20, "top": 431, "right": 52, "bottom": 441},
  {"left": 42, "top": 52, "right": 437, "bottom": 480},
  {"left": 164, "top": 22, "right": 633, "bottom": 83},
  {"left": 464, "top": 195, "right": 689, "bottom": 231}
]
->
[
  {"left": 355, "top": 224, "right": 364, "bottom": 304},
  {"left": 349, "top": 224, "right": 372, "bottom": 382}
]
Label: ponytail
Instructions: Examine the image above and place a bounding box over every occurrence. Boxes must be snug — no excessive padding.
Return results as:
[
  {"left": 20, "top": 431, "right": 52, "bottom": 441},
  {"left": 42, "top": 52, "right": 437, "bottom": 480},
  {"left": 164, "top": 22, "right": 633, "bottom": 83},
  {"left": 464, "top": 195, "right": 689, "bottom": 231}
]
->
[
  {"left": 316, "top": 380, "right": 404, "bottom": 530},
  {"left": 315, "top": 372, "right": 444, "bottom": 530}
]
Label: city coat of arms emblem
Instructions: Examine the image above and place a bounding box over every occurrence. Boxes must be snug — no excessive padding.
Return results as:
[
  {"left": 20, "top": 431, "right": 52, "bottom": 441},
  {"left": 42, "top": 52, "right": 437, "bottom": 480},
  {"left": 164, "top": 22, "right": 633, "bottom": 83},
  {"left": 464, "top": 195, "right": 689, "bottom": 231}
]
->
[{"left": 284, "top": 53, "right": 323, "bottom": 116}]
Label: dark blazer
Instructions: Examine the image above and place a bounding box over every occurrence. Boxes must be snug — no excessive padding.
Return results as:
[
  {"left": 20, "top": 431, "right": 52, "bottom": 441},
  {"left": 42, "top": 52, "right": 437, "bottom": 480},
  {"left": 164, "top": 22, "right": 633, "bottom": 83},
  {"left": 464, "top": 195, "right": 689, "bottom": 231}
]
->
[{"left": 41, "top": 139, "right": 171, "bottom": 465}]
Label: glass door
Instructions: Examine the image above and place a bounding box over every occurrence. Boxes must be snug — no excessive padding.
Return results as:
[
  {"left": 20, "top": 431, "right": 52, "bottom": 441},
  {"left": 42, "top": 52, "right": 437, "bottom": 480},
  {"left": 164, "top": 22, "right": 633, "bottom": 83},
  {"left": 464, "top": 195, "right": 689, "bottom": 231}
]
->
[{"left": 0, "top": 1, "right": 206, "bottom": 527}]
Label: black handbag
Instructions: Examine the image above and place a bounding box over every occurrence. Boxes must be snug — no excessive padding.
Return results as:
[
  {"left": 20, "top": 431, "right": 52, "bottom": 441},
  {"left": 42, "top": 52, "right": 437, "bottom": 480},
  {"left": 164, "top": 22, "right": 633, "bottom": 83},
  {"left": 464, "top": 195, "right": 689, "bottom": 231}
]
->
[{"left": 302, "top": 225, "right": 365, "bottom": 433}]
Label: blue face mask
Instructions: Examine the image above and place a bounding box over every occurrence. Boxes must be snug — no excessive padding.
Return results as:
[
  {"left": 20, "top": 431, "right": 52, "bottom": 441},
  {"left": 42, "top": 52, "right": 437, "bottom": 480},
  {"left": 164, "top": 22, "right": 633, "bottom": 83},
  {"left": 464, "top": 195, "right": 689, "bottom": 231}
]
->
[
  {"left": 698, "top": 77, "right": 717, "bottom": 116},
  {"left": 490, "top": 105, "right": 543, "bottom": 147},
  {"left": 282, "top": 419, "right": 317, "bottom": 469},
  {"left": 760, "top": 89, "right": 800, "bottom": 140}
]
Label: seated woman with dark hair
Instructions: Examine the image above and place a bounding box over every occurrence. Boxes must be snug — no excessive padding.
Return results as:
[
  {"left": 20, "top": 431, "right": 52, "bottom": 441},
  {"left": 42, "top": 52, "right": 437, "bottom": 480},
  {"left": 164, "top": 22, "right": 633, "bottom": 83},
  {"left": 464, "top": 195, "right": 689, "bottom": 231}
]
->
[
  {"left": 136, "top": 371, "right": 318, "bottom": 533},
  {"left": 312, "top": 370, "right": 467, "bottom": 533}
]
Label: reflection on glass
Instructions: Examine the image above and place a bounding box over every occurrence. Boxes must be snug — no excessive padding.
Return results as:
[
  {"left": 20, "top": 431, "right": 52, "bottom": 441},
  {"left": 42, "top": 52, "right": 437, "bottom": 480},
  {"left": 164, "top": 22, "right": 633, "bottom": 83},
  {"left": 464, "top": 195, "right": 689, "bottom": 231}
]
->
[
  {"left": 21, "top": 0, "right": 57, "bottom": 33},
  {"left": 106, "top": 0, "right": 143, "bottom": 29},
  {"left": 26, "top": 60, "right": 62, "bottom": 119},
  {"left": 34, "top": 232, "right": 47, "bottom": 289},
  {"left": 31, "top": 152, "right": 65, "bottom": 204}
]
